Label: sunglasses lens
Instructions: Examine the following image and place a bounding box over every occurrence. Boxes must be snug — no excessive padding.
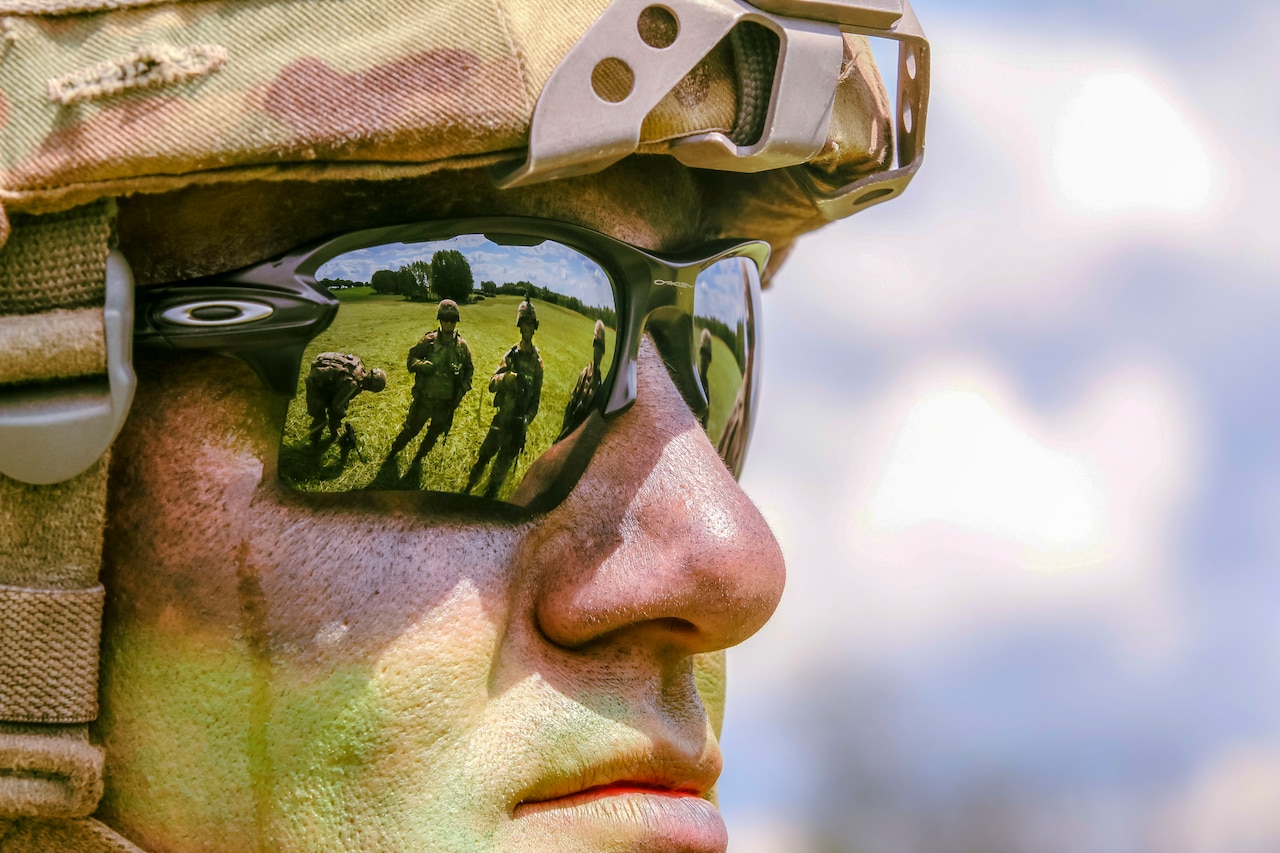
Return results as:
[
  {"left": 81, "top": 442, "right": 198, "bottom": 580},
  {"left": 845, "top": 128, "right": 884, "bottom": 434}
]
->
[
  {"left": 695, "top": 257, "right": 758, "bottom": 477},
  {"left": 279, "top": 235, "right": 617, "bottom": 503}
]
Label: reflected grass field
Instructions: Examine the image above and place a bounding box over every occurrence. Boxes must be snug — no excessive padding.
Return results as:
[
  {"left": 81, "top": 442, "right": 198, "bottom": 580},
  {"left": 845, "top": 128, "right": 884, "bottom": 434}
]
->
[
  {"left": 281, "top": 291, "right": 616, "bottom": 499},
  {"left": 700, "top": 331, "right": 745, "bottom": 443}
]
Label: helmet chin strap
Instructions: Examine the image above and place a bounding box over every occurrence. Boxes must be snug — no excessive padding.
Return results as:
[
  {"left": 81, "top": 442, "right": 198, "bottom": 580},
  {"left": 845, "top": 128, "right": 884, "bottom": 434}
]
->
[
  {"left": 0, "top": 202, "right": 130, "bottom": 843},
  {"left": 1, "top": 817, "right": 147, "bottom": 851}
]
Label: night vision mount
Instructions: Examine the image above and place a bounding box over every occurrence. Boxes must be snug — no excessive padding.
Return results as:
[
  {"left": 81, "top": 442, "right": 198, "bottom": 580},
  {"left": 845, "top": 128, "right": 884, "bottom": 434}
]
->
[{"left": 496, "top": 0, "right": 930, "bottom": 220}]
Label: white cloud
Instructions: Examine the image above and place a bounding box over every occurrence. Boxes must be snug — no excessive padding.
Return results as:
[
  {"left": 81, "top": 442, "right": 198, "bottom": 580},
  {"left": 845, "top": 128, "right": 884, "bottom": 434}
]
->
[
  {"left": 1153, "top": 746, "right": 1280, "bottom": 853},
  {"left": 1052, "top": 71, "right": 1217, "bottom": 215},
  {"left": 777, "top": 20, "right": 1265, "bottom": 340},
  {"left": 738, "top": 356, "right": 1200, "bottom": 681},
  {"left": 863, "top": 383, "right": 1107, "bottom": 558}
]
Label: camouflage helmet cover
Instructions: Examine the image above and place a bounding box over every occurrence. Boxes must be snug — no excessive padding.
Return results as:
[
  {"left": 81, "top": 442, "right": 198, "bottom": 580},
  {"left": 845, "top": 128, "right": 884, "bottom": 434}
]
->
[
  {"left": 517, "top": 299, "right": 538, "bottom": 328},
  {"left": 0, "top": 0, "right": 910, "bottom": 261},
  {"left": 437, "top": 299, "right": 461, "bottom": 323},
  {"left": 365, "top": 367, "right": 388, "bottom": 393}
]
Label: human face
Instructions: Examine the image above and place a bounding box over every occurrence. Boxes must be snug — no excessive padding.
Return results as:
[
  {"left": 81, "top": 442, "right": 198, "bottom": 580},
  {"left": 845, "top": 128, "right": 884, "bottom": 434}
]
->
[
  {"left": 518, "top": 318, "right": 537, "bottom": 348},
  {"left": 96, "top": 160, "right": 785, "bottom": 853},
  {"left": 439, "top": 319, "right": 458, "bottom": 337}
]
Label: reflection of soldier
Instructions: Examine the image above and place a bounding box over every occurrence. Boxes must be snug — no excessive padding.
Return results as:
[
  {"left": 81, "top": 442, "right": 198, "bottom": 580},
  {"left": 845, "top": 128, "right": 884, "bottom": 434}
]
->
[
  {"left": 698, "top": 327, "right": 713, "bottom": 428},
  {"left": 466, "top": 299, "right": 544, "bottom": 498},
  {"left": 388, "top": 299, "right": 474, "bottom": 460},
  {"left": 304, "top": 352, "right": 387, "bottom": 449},
  {"left": 558, "top": 320, "right": 607, "bottom": 441}
]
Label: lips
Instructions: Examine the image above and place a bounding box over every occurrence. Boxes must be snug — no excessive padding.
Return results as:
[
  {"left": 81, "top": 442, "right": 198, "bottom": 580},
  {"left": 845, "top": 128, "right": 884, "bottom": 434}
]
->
[
  {"left": 514, "top": 743, "right": 722, "bottom": 815},
  {"left": 510, "top": 742, "right": 727, "bottom": 850},
  {"left": 517, "top": 781, "right": 707, "bottom": 813}
]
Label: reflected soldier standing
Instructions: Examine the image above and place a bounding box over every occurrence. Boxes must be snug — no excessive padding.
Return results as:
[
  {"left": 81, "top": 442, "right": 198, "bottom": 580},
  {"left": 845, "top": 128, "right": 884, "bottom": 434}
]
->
[
  {"left": 304, "top": 352, "right": 387, "bottom": 449},
  {"left": 388, "top": 299, "right": 474, "bottom": 461},
  {"left": 698, "top": 327, "right": 714, "bottom": 429},
  {"left": 557, "top": 319, "right": 607, "bottom": 441},
  {"left": 467, "top": 299, "right": 544, "bottom": 497}
]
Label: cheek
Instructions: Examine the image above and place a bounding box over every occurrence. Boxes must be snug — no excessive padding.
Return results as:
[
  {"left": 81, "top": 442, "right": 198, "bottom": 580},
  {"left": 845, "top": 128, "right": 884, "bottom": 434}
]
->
[
  {"left": 103, "top": 354, "right": 531, "bottom": 848},
  {"left": 693, "top": 651, "right": 727, "bottom": 739}
]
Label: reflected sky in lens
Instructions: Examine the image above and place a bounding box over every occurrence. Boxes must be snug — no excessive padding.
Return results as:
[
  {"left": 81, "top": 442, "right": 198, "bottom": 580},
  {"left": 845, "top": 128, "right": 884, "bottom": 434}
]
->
[
  {"left": 318, "top": 235, "right": 614, "bottom": 309},
  {"left": 695, "top": 258, "right": 750, "bottom": 329}
]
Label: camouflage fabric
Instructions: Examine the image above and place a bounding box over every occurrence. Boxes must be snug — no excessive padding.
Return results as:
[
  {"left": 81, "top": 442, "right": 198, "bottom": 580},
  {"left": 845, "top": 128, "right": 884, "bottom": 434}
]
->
[
  {"left": 304, "top": 352, "right": 371, "bottom": 444},
  {"left": 389, "top": 327, "right": 474, "bottom": 458},
  {"left": 487, "top": 343, "right": 542, "bottom": 428},
  {"left": 558, "top": 360, "right": 602, "bottom": 442},
  {"left": 406, "top": 328, "right": 473, "bottom": 404},
  {"left": 467, "top": 342, "right": 543, "bottom": 498},
  {"left": 0, "top": 0, "right": 890, "bottom": 247}
]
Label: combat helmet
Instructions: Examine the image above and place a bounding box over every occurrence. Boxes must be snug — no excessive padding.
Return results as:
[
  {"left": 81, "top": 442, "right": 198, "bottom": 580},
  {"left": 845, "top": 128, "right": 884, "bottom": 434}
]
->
[
  {"left": 0, "top": 0, "right": 929, "bottom": 847},
  {"left": 365, "top": 368, "right": 388, "bottom": 393},
  {"left": 437, "top": 299, "right": 462, "bottom": 323},
  {"left": 517, "top": 299, "right": 539, "bottom": 329}
]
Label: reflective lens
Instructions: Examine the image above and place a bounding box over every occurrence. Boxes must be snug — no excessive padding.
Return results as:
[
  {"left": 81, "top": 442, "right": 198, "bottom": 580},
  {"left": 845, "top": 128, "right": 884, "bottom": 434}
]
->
[
  {"left": 264, "top": 230, "right": 758, "bottom": 506},
  {"left": 278, "top": 234, "right": 617, "bottom": 502},
  {"left": 694, "top": 257, "right": 756, "bottom": 475}
]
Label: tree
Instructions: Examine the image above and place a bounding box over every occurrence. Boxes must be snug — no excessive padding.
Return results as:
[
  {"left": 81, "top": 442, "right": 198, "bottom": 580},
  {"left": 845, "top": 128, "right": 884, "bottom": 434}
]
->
[
  {"left": 481, "top": 280, "right": 497, "bottom": 296},
  {"left": 430, "top": 250, "right": 474, "bottom": 303},
  {"left": 396, "top": 265, "right": 429, "bottom": 301},
  {"left": 370, "top": 268, "right": 400, "bottom": 294}
]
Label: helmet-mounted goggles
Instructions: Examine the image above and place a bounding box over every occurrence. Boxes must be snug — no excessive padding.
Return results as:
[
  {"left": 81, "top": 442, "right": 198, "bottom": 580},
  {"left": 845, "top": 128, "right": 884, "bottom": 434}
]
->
[{"left": 135, "top": 218, "right": 765, "bottom": 513}]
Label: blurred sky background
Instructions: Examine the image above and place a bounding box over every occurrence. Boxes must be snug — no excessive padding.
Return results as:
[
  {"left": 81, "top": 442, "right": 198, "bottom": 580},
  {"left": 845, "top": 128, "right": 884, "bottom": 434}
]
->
[{"left": 724, "top": 0, "right": 1280, "bottom": 850}]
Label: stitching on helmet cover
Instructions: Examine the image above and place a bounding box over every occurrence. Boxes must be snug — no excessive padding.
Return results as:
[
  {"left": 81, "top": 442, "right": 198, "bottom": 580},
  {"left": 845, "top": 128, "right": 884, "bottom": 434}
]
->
[{"left": 47, "top": 43, "right": 227, "bottom": 106}]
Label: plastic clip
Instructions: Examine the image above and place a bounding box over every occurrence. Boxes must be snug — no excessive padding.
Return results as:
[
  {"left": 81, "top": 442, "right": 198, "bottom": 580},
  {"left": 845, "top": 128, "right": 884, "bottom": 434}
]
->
[{"left": 0, "top": 251, "right": 136, "bottom": 485}]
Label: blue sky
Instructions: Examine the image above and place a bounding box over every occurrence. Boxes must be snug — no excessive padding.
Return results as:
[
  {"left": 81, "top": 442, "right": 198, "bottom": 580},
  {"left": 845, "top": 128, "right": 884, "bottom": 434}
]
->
[
  {"left": 723, "top": 1, "right": 1280, "bottom": 851},
  {"left": 318, "top": 235, "right": 615, "bottom": 309}
]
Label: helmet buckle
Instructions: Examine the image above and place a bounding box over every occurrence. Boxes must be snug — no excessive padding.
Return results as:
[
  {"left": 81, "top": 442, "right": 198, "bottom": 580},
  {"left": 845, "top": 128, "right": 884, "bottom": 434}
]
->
[{"left": 0, "top": 251, "right": 137, "bottom": 485}]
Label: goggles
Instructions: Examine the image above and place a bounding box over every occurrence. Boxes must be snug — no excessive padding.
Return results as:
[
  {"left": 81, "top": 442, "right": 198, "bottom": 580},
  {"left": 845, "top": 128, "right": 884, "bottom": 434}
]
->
[{"left": 135, "top": 218, "right": 765, "bottom": 513}]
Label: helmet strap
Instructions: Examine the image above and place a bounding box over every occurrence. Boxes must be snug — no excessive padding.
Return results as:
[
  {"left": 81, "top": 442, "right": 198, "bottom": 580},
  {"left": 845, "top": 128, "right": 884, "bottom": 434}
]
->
[{"left": 0, "top": 202, "right": 117, "bottom": 828}]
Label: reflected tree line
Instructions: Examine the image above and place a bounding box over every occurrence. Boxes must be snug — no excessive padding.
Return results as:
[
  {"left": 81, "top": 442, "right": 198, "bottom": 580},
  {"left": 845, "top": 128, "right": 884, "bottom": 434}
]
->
[{"left": 319, "top": 250, "right": 618, "bottom": 329}]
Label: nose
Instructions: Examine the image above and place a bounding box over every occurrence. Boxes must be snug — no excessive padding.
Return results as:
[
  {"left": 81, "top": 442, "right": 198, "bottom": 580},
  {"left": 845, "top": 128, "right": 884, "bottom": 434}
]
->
[{"left": 524, "top": 337, "right": 785, "bottom": 655}]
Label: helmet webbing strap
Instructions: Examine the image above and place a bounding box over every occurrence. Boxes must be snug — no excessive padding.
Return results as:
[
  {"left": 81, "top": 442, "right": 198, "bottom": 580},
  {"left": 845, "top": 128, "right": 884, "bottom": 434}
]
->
[
  {"left": 0, "top": 815, "right": 146, "bottom": 851},
  {"left": 0, "top": 201, "right": 113, "bottom": 823}
]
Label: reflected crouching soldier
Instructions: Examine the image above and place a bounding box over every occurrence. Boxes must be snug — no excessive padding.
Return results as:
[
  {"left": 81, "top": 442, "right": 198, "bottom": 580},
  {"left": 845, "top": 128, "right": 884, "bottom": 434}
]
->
[
  {"left": 557, "top": 319, "right": 607, "bottom": 441},
  {"left": 388, "top": 299, "right": 474, "bottom": 461},
  {"left": 304, "top": 351, "right": 387, "bottom": 451},
  {"left": 467, "top": 299, "right": 544, "bottom": 497}
]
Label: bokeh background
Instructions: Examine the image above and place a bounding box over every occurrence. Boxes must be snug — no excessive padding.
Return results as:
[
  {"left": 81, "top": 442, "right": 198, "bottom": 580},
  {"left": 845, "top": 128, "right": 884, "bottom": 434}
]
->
[{"left": 723, "top": 0, "right": 1280, "bottom": 850}]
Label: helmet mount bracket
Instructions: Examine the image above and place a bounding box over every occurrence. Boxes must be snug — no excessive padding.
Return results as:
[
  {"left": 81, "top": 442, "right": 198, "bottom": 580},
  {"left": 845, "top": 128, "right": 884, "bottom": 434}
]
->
[{"left": 495, "top": 0, "right": 929, "bottom": 220}]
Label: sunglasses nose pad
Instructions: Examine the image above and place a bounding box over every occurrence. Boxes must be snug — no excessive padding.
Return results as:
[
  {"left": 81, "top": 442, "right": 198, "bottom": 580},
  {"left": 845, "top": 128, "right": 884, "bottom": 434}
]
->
[{"left": 644, "top": 308, "right": 710, "bottom": 424}]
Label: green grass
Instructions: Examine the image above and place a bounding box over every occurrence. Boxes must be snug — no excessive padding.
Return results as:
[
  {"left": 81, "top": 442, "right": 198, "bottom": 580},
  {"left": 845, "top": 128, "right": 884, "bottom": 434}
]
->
[
  {"left": 699, "top": 330, "right": 745, "bottom": 443},
  {"left": 281, "top": 294, "right": 617, "bottom": 500}
]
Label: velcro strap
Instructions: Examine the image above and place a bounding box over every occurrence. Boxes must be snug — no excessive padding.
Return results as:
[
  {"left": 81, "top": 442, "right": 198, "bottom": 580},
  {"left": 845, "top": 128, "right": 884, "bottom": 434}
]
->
[
  {"left": 0, "top": 818, "right": 143, "bottom": 851},
  {"left": 0, "top": 732, "right": 104, "bottom": 819},
  {"left": 0, "top": 585, "right": 104, "bottom": 723},
  {"left": 0, "top": 204, "right": 110, "bottom": 316},
  {"left": 0, "top": 308, "right": 106, "bottom": 387}
]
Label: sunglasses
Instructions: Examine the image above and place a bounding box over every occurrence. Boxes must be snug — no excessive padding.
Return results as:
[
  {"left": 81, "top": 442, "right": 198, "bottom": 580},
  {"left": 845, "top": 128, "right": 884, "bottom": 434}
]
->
[{"left": 135, "top": 217, "right": 766, "bottom": 512}]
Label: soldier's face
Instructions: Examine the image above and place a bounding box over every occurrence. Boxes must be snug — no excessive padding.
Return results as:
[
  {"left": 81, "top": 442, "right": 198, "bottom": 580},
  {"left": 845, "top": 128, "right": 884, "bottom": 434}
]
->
[
  {"left": 440, "top": 320, "right": 457, "bottom": 335},
  {"left": 98, "top": 160, "right": 785, "bottom": 853}
]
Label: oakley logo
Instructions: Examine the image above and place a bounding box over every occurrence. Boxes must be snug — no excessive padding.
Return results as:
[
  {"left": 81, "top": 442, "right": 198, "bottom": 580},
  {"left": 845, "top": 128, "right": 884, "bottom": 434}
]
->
[
  {"left": 653, "top": 279, "right": 693, "bottom": 289},
  {"left": 161, "top": 300, "right": 275, "bottom": 327}
]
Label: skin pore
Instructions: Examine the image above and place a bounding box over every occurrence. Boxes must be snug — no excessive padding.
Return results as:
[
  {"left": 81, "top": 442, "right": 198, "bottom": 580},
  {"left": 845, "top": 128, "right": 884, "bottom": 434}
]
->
[{"left": 97, "top": 159, "right": 785, "bottom": 853}]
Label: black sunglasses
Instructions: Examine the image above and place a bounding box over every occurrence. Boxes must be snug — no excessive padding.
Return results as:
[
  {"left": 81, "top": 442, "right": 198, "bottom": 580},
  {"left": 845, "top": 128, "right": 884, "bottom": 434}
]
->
[{"left": 135, "top": 217, "right": 766, "bottom": 512}]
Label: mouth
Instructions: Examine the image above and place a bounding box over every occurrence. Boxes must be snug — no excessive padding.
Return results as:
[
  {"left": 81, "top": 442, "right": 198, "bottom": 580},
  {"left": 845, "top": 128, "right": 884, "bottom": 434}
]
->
[
  {"left": 517, "top": 780, "right": 707, "bottom": 812},
  {"left": 511, "top": 751, "right": 726, "bottom": 852}
]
